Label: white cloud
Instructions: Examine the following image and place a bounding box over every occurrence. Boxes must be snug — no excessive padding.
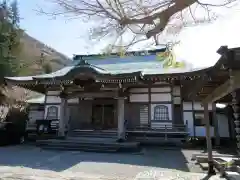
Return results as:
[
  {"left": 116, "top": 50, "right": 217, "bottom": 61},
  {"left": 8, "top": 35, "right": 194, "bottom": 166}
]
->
[
  {"left": 174, "top": 4, "right": 240, "bottom": 68},
  {"left": 85, "top": 1, "right": 240, "bottom": 68}
]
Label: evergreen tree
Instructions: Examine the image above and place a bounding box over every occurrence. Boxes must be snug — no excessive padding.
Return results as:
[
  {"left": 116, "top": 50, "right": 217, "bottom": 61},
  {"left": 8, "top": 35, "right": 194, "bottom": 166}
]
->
[{"left": 0, "top": 0, "right": 22, "bottom": 104}]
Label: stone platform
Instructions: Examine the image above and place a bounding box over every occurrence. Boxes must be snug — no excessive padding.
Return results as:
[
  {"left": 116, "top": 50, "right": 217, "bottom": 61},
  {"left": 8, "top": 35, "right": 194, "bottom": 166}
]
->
[{"left": 36, "top": 136, "right": 141, "bottom": 153}]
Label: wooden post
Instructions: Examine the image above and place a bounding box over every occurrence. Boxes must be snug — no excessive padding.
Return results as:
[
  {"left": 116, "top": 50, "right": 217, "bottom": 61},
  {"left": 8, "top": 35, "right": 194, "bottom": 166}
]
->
[
  {"left": 204, "top": 103, "right": 216, "bottom": 175},
  {"left": 192, "top": 101, "right": 196, "bottom": 139},
  {"left": 164, "top": 125, "right": 167, "bottom": 140},
  {"left": 58, "top": 98, "right": 66, "bottom": 137},
  {"left": 148, "top": 85, "right": 151, "bottom": 128},
  {"left": 212, "top": 103, "right": 220, "bottom": 146},
  {"left": 117, "top": 97, "right": 125, "bottom": 142},
  {"left": 64, "top": 100, "right": 69, "bottom": 135},
  {"left": 185, "top": 120, "right": 188, "bottom": 132}
]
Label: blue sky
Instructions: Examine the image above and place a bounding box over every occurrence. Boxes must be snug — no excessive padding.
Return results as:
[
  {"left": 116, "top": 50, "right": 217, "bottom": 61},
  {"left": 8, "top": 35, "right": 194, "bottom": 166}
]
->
[
  {"left": 19, "top": 0, "right": 91, "bottom": 57},
  {"left": 19, "top": 1, "right": 240, "bottom": 68}
]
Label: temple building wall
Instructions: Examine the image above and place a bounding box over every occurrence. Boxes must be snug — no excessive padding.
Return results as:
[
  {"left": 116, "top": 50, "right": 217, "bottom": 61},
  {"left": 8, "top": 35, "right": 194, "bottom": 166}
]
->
[
  {"left": 27, "top": 89, "right": 230, "bottom": 138},
  {"left": 68, "top": 100, "right": 92, "bottom": 129},
  {"left": 128, "top": 86, "right": 173, "bottom": 129},
  {"left": 217, "top": 114, "right": 230, "bottom": 137},
  {"left": 182, "top": 101, "right": 229, "bottom": 138},
  {"left": 124, "top": 103, "right": 141, "bottom": 128}
]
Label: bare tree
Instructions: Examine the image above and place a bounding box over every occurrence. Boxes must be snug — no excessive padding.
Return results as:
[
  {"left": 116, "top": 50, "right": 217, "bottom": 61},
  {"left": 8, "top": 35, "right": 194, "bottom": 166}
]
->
[{"left": 41, "top": 0, "right": 237, "bottom": 49}]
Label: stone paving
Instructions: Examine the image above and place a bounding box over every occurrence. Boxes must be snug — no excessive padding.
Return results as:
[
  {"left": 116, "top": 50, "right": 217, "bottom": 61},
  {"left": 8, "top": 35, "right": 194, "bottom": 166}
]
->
[{"left": 0, "top": 145, "right": 226, "bottom": 179}]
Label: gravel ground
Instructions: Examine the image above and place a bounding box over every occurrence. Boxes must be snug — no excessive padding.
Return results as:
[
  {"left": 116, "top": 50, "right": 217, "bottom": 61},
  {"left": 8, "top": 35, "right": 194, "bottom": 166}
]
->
[{"left": 0, "top": 145, "right": 225, "bottom": 179}]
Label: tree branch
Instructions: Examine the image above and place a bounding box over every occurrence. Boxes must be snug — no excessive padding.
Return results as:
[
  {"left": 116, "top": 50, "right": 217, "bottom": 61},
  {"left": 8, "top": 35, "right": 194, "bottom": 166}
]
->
[{"left": 43, "top": 0, "right": 238, "bottom": 49}]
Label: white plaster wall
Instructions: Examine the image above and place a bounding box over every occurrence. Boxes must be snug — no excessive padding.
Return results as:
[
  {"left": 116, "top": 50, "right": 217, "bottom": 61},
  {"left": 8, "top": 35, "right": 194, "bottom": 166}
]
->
[
  {"left": 173, "top": 86, "right": 181, "bottom": 96},
  {"left": 151, "top": 93, "right": 171, "bottom": 102},
  {"left": 217, "top": 114, "right": 230, "bottom": 138},
  {"left": 193, "top": 102, "right": 213, "bottom": 110},
  {"left": 183, "top": 111, "right": 194, "bottom": 136},
  {"left": 47, "top": 91, "right": 60, "bottom": 96},
  {"left": 140, "top": 105, "right": 149, "bottom": 125},
  {"left": 195, "top": 126, "right": 214, "bottom": 137},
  {"left": 183, "top": 111, "right": 229, "bottom": 138},
  {"left": 68, "top": 98, "right": 79, "bottom": 103},
  {"left": 129, "top": 94, "right": 148, "bottom": 102},
  {"left": 183, "top": 102, "right": 193, "bottom": 110},
  {"left": 151, "top": 104, "right": 172, "bottom": 121},
  {"left": 45, "top": 95, "right": 79, "bottom": 104},
  {"left": 28, "top": 110, "right": 44, "bottom": 123},
  {"left": 183, "top": 102, "right": 213, "bottom": 110},
  {"left": 173, "top": 97, "right": 181, "bottom": 104},
  {"left": 46, "top": 96, "right": 61, "bottom": 103},
  {"left": 129, "top": 88, "right": 148, "bottom": 93},
  {"left": 151, "top": 87, "right": 171, "bottom": 92}
]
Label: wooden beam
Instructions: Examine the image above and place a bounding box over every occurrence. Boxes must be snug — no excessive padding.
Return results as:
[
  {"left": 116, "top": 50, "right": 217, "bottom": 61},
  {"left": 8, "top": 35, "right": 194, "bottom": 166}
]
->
[
  {"left": 184, "top": 74, "right": 209, "bottom": 99},
  {"left": 203, "top": 71, "right": 240, "bottom": 103},
  {"left": 66, "top": 91, "right": 119, "bottom": 99}
]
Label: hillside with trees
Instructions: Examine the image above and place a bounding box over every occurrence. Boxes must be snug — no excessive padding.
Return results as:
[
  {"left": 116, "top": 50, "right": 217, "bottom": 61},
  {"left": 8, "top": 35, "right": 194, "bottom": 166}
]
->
[
  {"left": 0, "top": 0, "right": 70, "bottom": 104},
  {"left": 19, "top": 32, "right": 70, "bottom": 75}
]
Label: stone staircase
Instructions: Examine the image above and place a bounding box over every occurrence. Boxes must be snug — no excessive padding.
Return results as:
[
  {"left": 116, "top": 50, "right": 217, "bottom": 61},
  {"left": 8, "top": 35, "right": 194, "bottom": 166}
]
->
[
  {"left": 68, "top": 129, "right": 119, "bottom": 139},
  {"left": 36, "top": 130, "right": 140, "bottom": 153}
]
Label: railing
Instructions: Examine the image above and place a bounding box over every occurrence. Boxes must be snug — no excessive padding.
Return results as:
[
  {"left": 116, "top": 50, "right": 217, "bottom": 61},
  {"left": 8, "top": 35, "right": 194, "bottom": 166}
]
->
[
  {"left": 126, "top": 123, "right": 189, "bottom": 141},
  {"left": 128, "top": 124, "right": 188, "bottom": 133}
]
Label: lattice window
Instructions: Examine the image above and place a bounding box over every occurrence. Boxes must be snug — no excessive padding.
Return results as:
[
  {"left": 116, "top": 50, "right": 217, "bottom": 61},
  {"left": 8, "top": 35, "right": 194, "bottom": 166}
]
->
[
  {"left": 46, "top": 106, "right": 58, "bottom": 119},
  {"left": 140, "top": 105, "right": 148, "bottom": 126},
  {"left": 154, "top": 105, "right": 169, "bottom": 121}
]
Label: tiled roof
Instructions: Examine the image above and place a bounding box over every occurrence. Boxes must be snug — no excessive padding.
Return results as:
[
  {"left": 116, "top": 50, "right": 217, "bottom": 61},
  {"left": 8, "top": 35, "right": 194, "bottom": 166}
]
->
[{"left": 5, "top": 54, "right": 209, "bottom": 81}]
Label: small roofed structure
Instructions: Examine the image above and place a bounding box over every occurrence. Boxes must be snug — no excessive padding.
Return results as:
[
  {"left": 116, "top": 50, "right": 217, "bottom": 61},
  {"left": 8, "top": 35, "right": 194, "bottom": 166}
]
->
[{"left": 182, "top": 46, "right": 240, "bottom": 175}]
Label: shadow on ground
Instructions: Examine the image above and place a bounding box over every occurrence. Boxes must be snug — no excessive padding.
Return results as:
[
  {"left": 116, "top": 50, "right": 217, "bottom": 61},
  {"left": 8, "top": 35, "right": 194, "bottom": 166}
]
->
[{"left": 0, "top": 145, "right": 193, "bottom": 173}]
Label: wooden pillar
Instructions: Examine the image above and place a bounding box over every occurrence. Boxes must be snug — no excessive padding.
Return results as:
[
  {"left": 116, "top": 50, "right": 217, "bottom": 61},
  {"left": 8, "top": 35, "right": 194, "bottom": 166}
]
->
[
  {"left": 204, "top": 103, "right": 216, "bottom": 175},
  {"left": 117, "top": 97, "right": 125, "bottom": 141},
  {"left": 43, "top": 94, "right": 47, "bottom": 119},
  {"left": 212, "top": 103, "right": 220, "bottom": 146},
  {"left": 58, "top": 98, "right": 67, "bottom": 137},
  {"left": 148, "top": 85, "right": 151, "bottom": 128},
  {"left": 64, "top": 100, "right": 69, "bottom": 135}
]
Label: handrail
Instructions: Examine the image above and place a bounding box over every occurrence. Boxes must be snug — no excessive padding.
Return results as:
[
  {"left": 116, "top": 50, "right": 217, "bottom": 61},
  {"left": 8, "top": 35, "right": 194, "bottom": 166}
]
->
[{"left": 128, "top": 124, "right": 189, "bottom": 134}]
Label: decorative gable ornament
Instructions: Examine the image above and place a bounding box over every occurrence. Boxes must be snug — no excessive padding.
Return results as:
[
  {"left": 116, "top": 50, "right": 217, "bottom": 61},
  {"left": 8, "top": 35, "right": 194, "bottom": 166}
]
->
[{"left": 156, "top": 43, "right": 186, "bottom": 69}]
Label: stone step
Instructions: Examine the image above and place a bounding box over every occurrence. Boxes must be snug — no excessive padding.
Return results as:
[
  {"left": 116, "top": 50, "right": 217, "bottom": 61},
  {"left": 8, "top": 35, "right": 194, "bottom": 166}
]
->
[
  {"left": 68, "top": 130, "right": 119, "bottom": 138},
  {"left": 69, "top": 133, "right": 118, "bottom": 138},
  {"left": 132, "top": 136, "right": 184, "bottom": 145},
  {"left": 71, "top": 130, "right": 117, "bottom": 134},
  {"left": 70, "top": 131, "right": 117, "bottom": 134},
  {"left": 37, "top": 139, "right": 137, "bottom": 147},
  {"left": 39, "top": 143, "right": 141, "bottom": 153},
  {"left": 199, "top": 163, "right": 209, "bottom": 171},
  {"left": 66, "top": 136, "right": 117, "bottom": 142},
  {"left": 36, "top": 138, "right": 141, "bottom": 153},
  {"left": 41, "top": 146, "right": 118, "bottom": 153},
  {"left": 225, "top": 171, "right": 240, "bottom": 180}
]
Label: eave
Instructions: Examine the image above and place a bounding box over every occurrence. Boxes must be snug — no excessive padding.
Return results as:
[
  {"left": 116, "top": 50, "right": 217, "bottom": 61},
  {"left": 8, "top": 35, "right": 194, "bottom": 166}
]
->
[{"left": 183, "top": 46, "right": 240, "bottom": 103}]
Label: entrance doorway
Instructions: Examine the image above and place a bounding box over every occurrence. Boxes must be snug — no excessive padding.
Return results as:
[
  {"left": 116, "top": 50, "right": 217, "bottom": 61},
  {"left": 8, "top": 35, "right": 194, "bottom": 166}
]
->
[{"left": 92, "top": 104, "right": 115, "bottom": 129}]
